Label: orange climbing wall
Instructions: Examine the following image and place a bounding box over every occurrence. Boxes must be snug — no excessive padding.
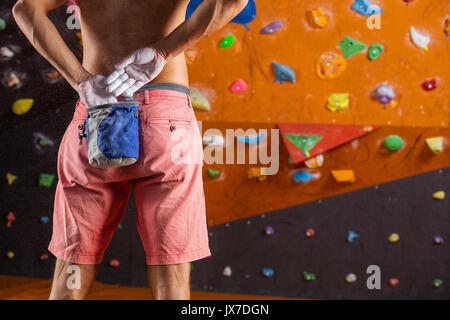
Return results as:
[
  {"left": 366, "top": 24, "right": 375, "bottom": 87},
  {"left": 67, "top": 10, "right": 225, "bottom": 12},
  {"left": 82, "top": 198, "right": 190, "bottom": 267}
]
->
[{"left": 188, "top": 0, "right": 449, "bottom": 127}]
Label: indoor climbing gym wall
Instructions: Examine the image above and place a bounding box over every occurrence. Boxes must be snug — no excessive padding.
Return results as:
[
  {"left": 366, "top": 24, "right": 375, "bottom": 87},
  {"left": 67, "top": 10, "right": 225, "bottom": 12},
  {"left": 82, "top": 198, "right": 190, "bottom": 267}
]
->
[{"left": 1, "top": 0, "right": 449, "bottom": 299}]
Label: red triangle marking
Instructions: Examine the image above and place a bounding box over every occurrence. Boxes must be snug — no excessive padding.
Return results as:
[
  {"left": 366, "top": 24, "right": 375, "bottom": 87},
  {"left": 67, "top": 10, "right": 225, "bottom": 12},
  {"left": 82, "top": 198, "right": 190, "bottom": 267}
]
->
[{"left": 278, "top": 123, "right": 380, "bottom": 164}]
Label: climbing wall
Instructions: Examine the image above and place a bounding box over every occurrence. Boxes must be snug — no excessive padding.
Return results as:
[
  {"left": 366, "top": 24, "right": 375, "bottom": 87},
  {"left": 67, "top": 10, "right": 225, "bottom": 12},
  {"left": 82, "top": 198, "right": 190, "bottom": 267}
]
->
[{"left": 1, "top": 0, "right": 449, "bottom": 299}]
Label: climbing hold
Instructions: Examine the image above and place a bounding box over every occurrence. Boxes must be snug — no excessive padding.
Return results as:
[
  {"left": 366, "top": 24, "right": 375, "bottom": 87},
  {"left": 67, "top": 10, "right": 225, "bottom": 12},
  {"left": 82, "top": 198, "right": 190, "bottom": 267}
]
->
[
  {"left": 12, "top": 99, "right": 34, "bottom": 115},
  {"left": 7, "top": 251, "right": 15, "bottom": 259},
  {"left": 236, "top": 131, "right": 266, "bottom": 145},
  {"left": 264, "top": 226, "right": 274, "bottom": 236},
  {"left": 383, "top": 135, "right": 404, "bottom": 152},
  {"left": 0, "top": 46, "right": 14, "bottom": 58},
  {"left": 40, "top": 216, "right": 49, "bottom": 224},
  {"left": 303, "top": 271, "right": 316, "bottom": 281},
  {"left": 345, "top": 273, "right": 357, "bottom": 283},
  {"left": 368, "top": 43, "right": 384, "bottom": 60},
  {"left": 433, "top": 236, "right": 444, "bottom": 245},
  {"left": 433, "top": 279, "right": 443, "bottom": 288},
  {"left": 421, "top": 79, "right": 437, "bottom": 91},
  {"left": 315, "top": 52, "right": 347, "bottom": 80},
  {"left": 248, "top": 168, "right": 267, "bottom": 182},
  {"left": 76, "top": 31, "right": 83, "bottom": 46},
  {"left": 338, "top": 36, "right": 368, "bottom": 59},
  {"left": 426, "top": 137, "right": 444, "bottom": 154},
  {"left": 223, "top": 266, "right": 232, "bottom": 277},
  {"left": 39, "top": 139, "right": 50, "bottom": 147},
  {"left": 444, "top": 18, "right": 450, "bottom": 38},
  {"left": 187, "top": 0, "right": 256, "bottom": 31},
  {"left": 203, "top": 135, "right": 224, "bottom": 147},
  {"left": 6, "top": 173, "right": 17, "bottom": 185},
  {"left": 306, "top": 8, "right": 329, "bottom": 28},
  {"left": 388, "top": 233, "right": 400, "bottom": 243},
  {"left": 304, "top": 154, "right": 324, "bottom": 169},
  {"left": 0, "top": 17, "right": 6, "bottom": 31},
  {"left": 219, "top": 35, "right": 235, "bottom": 48},
  {"left": 432, "top": 191, "right": 445, "bottom": 200},
  {"left": 363, "top": 126, "right": 376, "bottom": 133},
  {"left": 388, "top": 278, "right": 399, "bottom": 287},
  {"left": 351, "top": 0, "right": 382, "bottom": 16},
  {"left": 292, "top": 170, "right": 313, "bottom": 183},
  {"left": 327, "top": 93, "right": 350, "bottom": 112},
  {"left": 262, "top": 268, "right": 274, "bottom": 278},
  {"left": 39, "top": 173, "right": 56, "bottom": 187},
  {"left": 229, "top": 79, "right": 247, "bottom": 93},
  {"left": 207, "top": 168, "right": 220, "bottom": 179},
  {"left": 410, "top": 27, "right": 430, "bottom": 51},
  {"left": 331, "top": 170, "right": 356, "bottom": 183},
  {"left": 304, "top": 228, "right": 315, "bottom": 239},
  {"left": 118, "top": 223, "right": 123, "bottom": 230},
  {"left": 109, "top": 259, "right": 120, "bottom": 267},
  {"left": 373, "top": 84, "right": 396, "bottom": 108},
  {"left": 272, "top": 62, "right": 295, "bottom": 85},
  {"left": 189, "top": 88, "right": 211, "bottom": 111},
  {"left": 2, "top": 72, "right": 21, "bottom": 88},
  {"left": 6, "top": 212, "right": 15, "bottom": 228},
  {"left": 40, "top": 253, "right": 49, "bottom": 261},
  {"left": 260, "top": 21, "right": 283, "bottom": 34},
  {"left": 283, "top": 134, "right": 322, "bottom": 157},
  {"left": 347, "top": 230, "right": 359, "bottom": 243}
]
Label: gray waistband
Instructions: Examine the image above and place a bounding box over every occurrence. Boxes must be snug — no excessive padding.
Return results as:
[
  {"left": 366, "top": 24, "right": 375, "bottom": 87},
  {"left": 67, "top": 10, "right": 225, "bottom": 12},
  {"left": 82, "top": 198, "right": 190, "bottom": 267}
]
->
[{"left": 135, "top": 83, "right": 190, "bottom": 95}]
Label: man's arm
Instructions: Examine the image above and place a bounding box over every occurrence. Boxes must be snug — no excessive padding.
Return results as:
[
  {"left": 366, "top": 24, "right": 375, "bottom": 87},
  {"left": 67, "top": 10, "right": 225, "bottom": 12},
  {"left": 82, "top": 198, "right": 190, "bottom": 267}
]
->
[
  {"left": 12, "top": 0, "right": 91, "bottom": 92},
  {"left": 154, "top": 0, "right": 249, "bottom": 60}
]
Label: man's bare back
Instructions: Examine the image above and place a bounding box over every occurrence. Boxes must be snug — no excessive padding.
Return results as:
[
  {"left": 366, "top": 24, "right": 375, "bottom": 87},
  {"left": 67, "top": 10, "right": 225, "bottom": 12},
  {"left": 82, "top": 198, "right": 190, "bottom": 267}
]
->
[{"left": 77, "top": 0, "right": 190, "bottom": 86}]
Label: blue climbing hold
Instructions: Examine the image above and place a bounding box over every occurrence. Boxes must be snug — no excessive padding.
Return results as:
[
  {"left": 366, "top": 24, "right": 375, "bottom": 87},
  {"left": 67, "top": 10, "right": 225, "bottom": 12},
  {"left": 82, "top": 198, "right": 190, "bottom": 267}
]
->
[
  {"left": 40, "top": 216, "right": 49, "bottom": 224},
  {"left": 236, "top": 131, "right": 266, "bottom": 145},
  {"left": 351, "top": 0, "right": 382, "bottom": 16},
  {"left": 272, "top": 62, "right": 295, "bottom": 85},
  {"left": 292, "top": 171, "right": 313, "bottom": 183},
  {"left": 262, "top": 268, "right": 274, "bottom": 278},
  {"left": 186, "top": 0, "right": 256, "bottom": 30},
  {"left": 347, "top": 230, "right": 359, "bottom": 243}
]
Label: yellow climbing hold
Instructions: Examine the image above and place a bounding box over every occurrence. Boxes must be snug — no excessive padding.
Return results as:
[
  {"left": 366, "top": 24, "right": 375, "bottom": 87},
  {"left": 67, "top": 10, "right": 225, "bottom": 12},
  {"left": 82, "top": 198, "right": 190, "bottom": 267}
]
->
[
  {"left": 6, "top": 173, "right": 17, "bottom": 185},
  {"left": 248, "top": 167, "right": 267, "bottom": 181},
  {"left": 433, "top": 191, "right": 445, "bottom": 200},
  {"left": 189, "top": 88, "right": 211, "bottom": 111},
  {"left": 426, "top": 137, "right": 444, "bottom": 154},
  {"left": 331, "top": 170, "right": 355, "bottom": 183},
  {"left": 327, "top": 93, "right": 349, "bottom": 112},
  {"left": 304, "top": 154, "right": 324, "bottom": 169},
  {"left": 6, "top": 251, "right": 15, "bottom": 259},
  {"left": 388, "top": 233, "right": 400, "bottom": 243},
  {"left": 12, "top": 98, "right": 34, "bottom": 115}
]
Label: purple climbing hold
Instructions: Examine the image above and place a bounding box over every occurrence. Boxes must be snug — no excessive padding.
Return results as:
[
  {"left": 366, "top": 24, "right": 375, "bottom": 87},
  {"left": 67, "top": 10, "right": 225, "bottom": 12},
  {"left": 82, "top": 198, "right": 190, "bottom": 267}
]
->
[
  {"left": 434, "top": 236, "right": 444, "bottom": 245},
  {"left": 260, "top": 21, "right": 283, "bottom": 34},
  {"left": 264, "top": 226, "right": 274, "bottom": 235}
]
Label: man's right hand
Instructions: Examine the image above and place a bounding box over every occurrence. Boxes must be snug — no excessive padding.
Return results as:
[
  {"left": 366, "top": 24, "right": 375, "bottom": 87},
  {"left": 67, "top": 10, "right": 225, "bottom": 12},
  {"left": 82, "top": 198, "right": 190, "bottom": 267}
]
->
[{"left": 77, "top": 74, "right": 118, "bottom": 107}]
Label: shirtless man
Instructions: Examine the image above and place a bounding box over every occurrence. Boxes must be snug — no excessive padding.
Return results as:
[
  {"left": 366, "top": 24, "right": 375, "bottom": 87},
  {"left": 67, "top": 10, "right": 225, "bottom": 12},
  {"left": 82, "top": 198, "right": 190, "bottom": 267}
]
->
[{"left": 12, "top": 0, "right": 248, "bottom": 300}]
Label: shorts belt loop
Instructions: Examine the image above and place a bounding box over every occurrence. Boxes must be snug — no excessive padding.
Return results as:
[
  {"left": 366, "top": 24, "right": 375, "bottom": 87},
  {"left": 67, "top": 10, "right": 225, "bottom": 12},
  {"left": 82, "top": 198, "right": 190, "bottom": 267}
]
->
[{"left": 144, "top": 90, "right": 150, "bottom": 104}]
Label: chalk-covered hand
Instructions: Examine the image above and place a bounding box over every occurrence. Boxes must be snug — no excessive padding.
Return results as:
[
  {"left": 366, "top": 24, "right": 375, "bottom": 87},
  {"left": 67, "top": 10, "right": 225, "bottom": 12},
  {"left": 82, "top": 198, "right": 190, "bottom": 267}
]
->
[
  {"left": 105, "top": 47, "right": 167, "bottom": 98},
  {"left": 78, "top": 74, "right": 118, "bottom": 107}
]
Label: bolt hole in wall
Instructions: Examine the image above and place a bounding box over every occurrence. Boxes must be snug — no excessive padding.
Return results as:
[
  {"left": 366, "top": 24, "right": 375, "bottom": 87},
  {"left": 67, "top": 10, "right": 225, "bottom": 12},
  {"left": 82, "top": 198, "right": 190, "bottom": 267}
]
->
[{"left": 0, "top": 0, "right": 449, "bottom": 300}]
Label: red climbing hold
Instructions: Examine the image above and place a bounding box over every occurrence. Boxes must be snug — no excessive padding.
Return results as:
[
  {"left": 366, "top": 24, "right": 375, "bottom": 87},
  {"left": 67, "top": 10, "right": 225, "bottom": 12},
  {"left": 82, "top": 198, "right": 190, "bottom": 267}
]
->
[
  {"left": 110, "top": 259, "right": 120, "bottom": 267},
  {"left": 229, "top": 79, "right": 247, "bottom": 93},
  {"left": 6, "top": 212, "right": 15, "bottom": 228},
  {"left": 421, "top": 79, "right": 437, "bottom": 91}
]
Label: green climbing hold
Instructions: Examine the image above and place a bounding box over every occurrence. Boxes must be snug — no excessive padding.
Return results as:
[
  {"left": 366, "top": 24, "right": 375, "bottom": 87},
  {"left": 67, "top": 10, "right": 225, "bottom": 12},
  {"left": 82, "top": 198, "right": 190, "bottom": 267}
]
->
[
  {"left": 118, "top": 223, "right": 123, "bottom": 230},
  {"left": 39, "top": 174, "right": 56, "bottom": 187},
  {"left": 338, "top": 36, "right": 368, "bottom": 59},
  {"left": 368, "top": 43, "right": 384, "bottom": 60},
  {"left": 39, "top": 139, "right": 50, "bottom": 147},
  {"left": 433, "top": 279, "right": 443, "bottom": 288},
  {"left": 219, "top": 35, "right": 235, "bottom": 48},
  {"left": 0, "top": 18, "right": 6, "bottom": 31},
  {"left": 284, "top": 134, "right": 323, "bottom": 157},
  {"left": 208, "top": 168, "right": 220, "bottom": 179},
  {"left": 383, "top": 135, "right": 404, "bottom": 152},
  {"left": 303, "top": 271, "right": 316, "bottom": 281}
]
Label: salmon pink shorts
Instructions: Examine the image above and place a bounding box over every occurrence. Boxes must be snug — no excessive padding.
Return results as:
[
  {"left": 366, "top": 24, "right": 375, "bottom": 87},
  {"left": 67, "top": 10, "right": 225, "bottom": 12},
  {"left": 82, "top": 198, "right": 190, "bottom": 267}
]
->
[{"left": 48, "top": 83, "right": 211, "bottom": 265}]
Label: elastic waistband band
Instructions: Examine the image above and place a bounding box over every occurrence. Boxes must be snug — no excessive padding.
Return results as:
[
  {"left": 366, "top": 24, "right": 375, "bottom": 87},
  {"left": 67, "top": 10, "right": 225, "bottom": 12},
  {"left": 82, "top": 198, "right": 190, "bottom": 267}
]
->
[{"left": 135, "top": 83, "right": 190, "bottom": 95}]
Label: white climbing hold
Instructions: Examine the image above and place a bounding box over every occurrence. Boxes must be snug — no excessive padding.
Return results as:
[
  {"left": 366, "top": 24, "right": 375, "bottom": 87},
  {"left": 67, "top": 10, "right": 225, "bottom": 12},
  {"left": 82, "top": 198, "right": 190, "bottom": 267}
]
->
[
  {"left": 410, "top": 27, "right": 430, "bottom": 51},
  {"left": 345, "top": 273, "right": 357, "bottom": 283},
  {"left": 223, "top": 266, "right": 232, "bottom": 277}
]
